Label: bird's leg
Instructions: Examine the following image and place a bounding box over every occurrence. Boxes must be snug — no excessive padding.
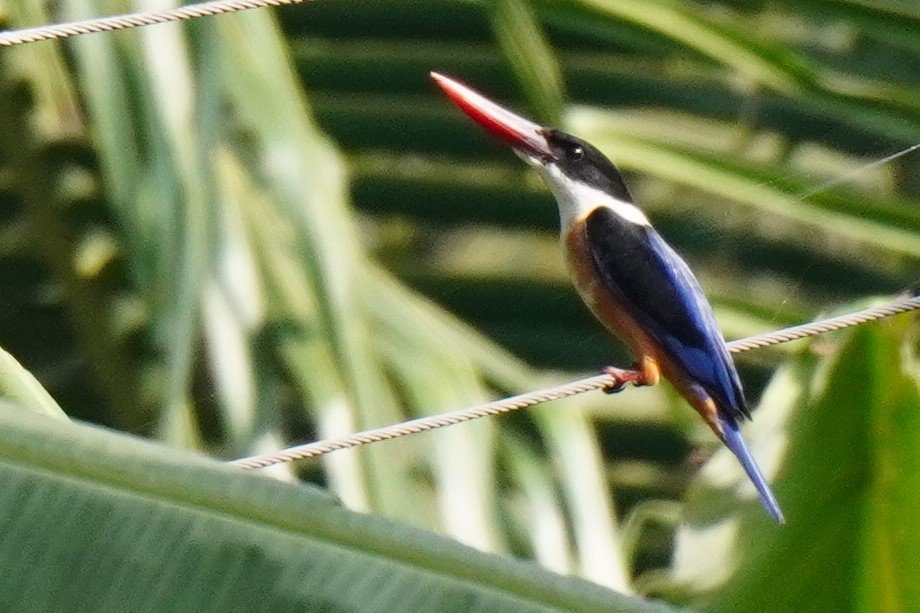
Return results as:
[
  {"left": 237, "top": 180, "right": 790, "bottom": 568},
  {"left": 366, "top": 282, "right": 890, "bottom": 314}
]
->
[
  {"left": 685, "top": 384, "right": 724, "bottom": 440},
  {"left": 635, "top": 356, "right": 660, "bottom": 387},
  {"left": 601, "top": 356, "right": 660, "bottom": 394}
]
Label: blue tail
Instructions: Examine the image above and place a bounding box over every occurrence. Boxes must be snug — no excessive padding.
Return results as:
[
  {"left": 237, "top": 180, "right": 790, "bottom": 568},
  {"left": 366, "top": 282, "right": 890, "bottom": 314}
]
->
[{"left": 718, "top": 415, "right": 785, "bottom": 524}]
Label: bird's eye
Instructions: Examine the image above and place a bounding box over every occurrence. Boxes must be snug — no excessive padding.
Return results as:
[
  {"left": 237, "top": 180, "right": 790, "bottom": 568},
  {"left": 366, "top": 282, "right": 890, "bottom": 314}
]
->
[{"left": 567, "top": 146, "right": 585, "bottom": 162}]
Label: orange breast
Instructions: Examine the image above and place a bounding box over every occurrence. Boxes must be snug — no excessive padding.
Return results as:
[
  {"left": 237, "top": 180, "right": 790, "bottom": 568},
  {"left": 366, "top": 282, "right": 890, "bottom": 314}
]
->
[{"left": 563, "top": 222, "right": 661, "bottom": 361}]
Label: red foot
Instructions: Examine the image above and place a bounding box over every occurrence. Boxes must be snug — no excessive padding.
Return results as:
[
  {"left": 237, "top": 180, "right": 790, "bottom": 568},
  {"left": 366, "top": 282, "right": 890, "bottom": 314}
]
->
[{"left": 601, "top": 365, "right": 647, "bottom": 394}]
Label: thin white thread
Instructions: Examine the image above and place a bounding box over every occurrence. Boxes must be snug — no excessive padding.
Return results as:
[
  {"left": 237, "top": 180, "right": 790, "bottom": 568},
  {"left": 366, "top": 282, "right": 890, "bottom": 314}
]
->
[
  {"left": 799, "top": 143, "right": 920, "bottom": 200},
  {"left": 230, "top": 294, "right": 920, "bottom": 470},
  {"left": 763, "top": 143, "right": 920, "bottom": 329},
  {"left": 0, "top": 0, "right": 308, "bottom": 47}
]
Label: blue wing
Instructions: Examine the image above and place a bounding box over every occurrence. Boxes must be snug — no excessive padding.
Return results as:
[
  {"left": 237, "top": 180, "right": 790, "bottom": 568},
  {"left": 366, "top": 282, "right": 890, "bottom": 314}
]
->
[{"left": 584, "top": 206, "right": 747, "bottom": 419}]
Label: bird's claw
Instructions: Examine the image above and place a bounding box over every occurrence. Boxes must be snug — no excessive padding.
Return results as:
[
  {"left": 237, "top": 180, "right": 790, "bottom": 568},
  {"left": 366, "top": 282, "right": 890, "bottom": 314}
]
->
[
  {"left": 631, "top": 362, "right": 653, "bottom": 387},
  {"left": 601, "top": 365, "right": 645, "bottom": 394},
  {"left": 602, "top": 381, "right": 627, "bottom": 394}
]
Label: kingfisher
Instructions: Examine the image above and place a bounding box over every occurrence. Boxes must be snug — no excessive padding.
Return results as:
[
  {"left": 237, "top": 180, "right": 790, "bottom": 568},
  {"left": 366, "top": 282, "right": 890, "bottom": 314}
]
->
[{"left": 432, "top": 72, "right": 784, "bottom": 523}]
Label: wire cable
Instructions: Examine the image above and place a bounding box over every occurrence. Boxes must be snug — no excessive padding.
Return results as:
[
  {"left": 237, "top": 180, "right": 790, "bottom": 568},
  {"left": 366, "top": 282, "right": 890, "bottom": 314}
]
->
[
  {"left": 230, "top": 294, "right": 920, "bottom": 470},
  {"left": 0, "top": 0, "right": 308, "bottom": 47}
]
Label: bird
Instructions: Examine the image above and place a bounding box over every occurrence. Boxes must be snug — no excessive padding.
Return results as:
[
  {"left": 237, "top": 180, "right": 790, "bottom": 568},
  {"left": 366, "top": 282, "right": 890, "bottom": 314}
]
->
[{"left": 431, "top": 72, "right": 784, "bottom": 524}]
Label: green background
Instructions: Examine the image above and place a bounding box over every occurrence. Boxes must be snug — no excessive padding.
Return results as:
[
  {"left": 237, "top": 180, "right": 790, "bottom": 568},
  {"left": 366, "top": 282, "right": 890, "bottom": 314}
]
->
[{"left": 0, "top": 0, "right": 918, "bottom": 610}]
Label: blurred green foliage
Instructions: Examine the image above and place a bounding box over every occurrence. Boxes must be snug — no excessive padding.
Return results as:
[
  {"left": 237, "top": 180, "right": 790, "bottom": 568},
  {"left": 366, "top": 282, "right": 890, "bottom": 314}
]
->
[{"left": 0, "top": 0, "right": 918, "bottom": 610}]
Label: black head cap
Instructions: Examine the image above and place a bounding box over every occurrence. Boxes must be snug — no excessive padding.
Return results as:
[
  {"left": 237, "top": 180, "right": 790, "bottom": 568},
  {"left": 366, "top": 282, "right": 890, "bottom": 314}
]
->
[{"left": 543, "top": 129, "right": 634, "bottom": 203}]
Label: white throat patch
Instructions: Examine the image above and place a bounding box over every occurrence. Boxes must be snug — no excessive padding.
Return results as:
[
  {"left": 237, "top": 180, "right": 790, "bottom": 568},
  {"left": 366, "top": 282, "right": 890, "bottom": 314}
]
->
[{"left": 536, "top": 163, "right": 651, "bottom": 228}]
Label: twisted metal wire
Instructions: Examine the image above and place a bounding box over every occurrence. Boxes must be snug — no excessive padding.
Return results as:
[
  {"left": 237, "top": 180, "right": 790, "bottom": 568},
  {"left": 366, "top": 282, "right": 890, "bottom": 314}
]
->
[
  {"left": 726, "top": 295, "right": 920, "bottom": 354},
  {"left": 0, "top": 0, "right": 308, "bottom": 47},
  {"left": 230, "top": 294, "right": 920, "bottom": 470}
]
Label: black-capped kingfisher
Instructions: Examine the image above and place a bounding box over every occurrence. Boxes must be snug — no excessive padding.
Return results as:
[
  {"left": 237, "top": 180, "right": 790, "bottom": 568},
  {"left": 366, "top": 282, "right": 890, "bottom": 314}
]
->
[{"left": 432, "top": 72, "right": 784, "bottom": 524}]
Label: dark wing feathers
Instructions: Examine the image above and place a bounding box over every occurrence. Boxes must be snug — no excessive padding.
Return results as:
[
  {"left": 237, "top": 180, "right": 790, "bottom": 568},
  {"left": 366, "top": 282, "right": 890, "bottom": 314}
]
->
[{"left": 584, "top": 207, "right": 748, "bottom": 419}]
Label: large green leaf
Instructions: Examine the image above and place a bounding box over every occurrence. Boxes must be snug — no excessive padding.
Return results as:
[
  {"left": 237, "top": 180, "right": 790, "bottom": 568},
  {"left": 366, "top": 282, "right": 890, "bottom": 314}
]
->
[
  {"left": 0, "top": 347, "right": 68, "bottom": 420},
  {"left": 669, "top": 315, "right": 920, "bottom": 612},
  {"left": 0, "top": 406, "right": 683, "bottom": 613}
]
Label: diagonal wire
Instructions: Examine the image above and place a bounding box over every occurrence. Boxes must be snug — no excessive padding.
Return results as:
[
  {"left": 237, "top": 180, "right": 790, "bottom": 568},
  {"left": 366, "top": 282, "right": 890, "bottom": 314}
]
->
[
  {"left": 0, "top": 0, "right": 309, "bottom": 47},
  {"left": 230, "top": 294, "right": 920, "bottom": 470}
]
